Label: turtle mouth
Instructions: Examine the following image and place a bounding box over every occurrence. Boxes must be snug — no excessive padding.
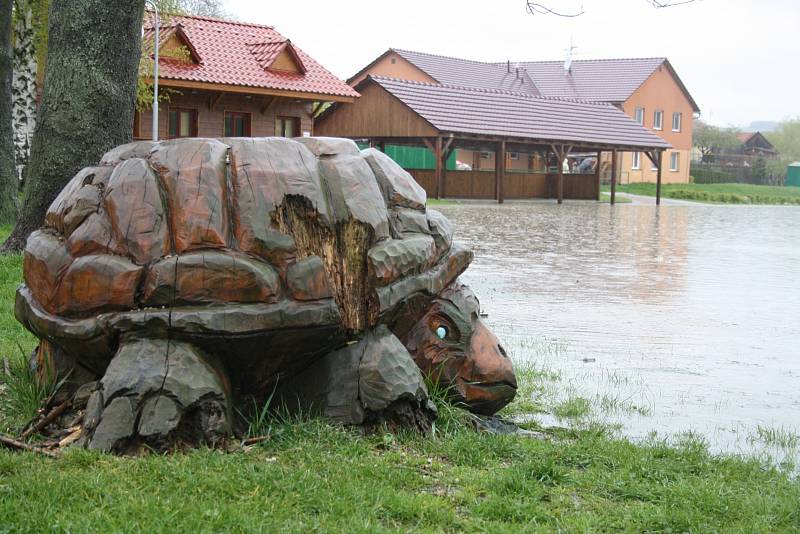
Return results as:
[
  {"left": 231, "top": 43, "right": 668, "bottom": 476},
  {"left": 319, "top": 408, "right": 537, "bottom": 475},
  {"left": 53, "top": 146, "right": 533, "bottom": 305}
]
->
[{"left": 461, "top": 381, "right": 518, "bottom": 415}]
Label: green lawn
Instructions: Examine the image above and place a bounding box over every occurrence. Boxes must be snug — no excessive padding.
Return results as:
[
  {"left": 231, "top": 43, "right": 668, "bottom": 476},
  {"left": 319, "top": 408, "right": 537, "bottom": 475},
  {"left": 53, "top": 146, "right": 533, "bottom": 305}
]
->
[
  {"left": 598, "top": 192, "right": 633, "bottom": 204},
  {"left": 1, "top": 222, "right": 799, "bottom": 531},
  {"left": 425, "top": 198, "right": 457, "bottom": 206},
  {"left": 602, "top": 183, "right": 800, "bottom": 205}
]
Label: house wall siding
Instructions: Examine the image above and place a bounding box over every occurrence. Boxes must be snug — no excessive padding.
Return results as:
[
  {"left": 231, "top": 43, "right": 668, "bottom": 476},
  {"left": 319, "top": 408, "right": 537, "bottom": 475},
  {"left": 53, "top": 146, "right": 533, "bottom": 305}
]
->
[
  {"left": 135, "top": 89, "right": 313, "bottom": 140},
  {"left": 349, "top": 52, "right": 438, "bottom": 87},
  {"left": 619, "top": 65, "right": 695, "bottom": 184}
]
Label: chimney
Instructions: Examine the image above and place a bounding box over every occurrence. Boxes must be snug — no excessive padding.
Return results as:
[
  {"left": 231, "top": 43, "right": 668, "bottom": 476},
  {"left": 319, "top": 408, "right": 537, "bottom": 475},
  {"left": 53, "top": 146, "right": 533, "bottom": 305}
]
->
[{"left": 507, "top": 60, "right": 511, "bottom": 73}]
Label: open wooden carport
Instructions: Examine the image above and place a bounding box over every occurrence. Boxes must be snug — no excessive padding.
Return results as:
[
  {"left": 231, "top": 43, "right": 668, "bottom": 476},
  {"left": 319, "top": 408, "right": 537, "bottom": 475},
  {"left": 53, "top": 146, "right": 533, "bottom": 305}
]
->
[{"left": 315, "top": 76, "right": 672, "bottom": 204}]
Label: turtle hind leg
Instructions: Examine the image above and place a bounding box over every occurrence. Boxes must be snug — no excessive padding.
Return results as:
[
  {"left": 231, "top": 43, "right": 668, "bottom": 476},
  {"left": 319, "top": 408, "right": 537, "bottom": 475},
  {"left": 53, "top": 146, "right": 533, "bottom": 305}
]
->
[
  {"left": 82, "top": 336, "right": 232, "bottom": 454},
  {"left": 276, "top": 325, "right": 436, "bottom": 432}
]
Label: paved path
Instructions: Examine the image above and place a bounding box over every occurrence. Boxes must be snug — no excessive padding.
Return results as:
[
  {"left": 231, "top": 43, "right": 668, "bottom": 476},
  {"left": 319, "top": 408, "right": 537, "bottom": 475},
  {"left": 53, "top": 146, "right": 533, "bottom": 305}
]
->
[{"left": 601, "top": 191, "right": 703, "bottom": 206}]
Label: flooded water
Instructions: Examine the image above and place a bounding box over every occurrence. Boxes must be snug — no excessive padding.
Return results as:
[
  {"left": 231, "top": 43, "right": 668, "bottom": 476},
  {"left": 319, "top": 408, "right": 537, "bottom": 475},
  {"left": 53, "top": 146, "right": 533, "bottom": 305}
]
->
[{"left": 438, "top": 202, "right": 800, "bottom": 466}]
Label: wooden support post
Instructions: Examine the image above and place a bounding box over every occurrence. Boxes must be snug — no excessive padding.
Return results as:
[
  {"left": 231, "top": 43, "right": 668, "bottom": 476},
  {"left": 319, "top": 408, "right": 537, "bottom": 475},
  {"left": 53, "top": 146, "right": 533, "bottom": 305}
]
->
[
  {"left": 593, "top": 151, "right": 601, "bottom": 199},
  {"left": 656, "top": 151, "right": 663, "bottom": 206},
  {"left": 260, "top": 96, "right": 277, "bottom": 115},
  {"left": 441, "top": 138, "right": 454, "bottom": 199},
  {"left": 434, "top": 136, "right": 443, "bottom": 200},
  {"left": 378, "top": 140, "right": 386, "bottom": 153},
  {"left": 610, "top": 150, "right": 618, "bottom": 205},
  {"left": 209, "top": 92, "right": 225, "bottom": 110},
  {"left": 495, "top": 140, "right": 506, "bottom": 203},
  {"left": 551, "top": 144, "right": 570, "bottom": 204}
]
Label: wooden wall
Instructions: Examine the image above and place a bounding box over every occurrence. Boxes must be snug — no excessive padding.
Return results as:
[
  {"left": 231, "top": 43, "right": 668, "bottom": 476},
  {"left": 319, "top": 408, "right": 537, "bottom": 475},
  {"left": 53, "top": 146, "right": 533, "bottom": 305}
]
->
[
  {"left": 407, "top": 169, "right": 598, "bottom": 201},
  {"left": 315, "top": 82, "right": 438, "bottom": 139},
  {"left": 135, "top": 90, "right": 314, "bottom": 140}
]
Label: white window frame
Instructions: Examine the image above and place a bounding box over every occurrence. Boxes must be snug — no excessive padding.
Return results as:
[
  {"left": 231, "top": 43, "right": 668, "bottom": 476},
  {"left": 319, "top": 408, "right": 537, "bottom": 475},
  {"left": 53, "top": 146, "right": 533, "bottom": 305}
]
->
[
  {"left": 634, "top": 107, "right": 644, "bottom": 125},
  {"left": 670, "top": 152, "right": 680, "bottom": 172},
  {"left": 672, "top": 112, "right": 682, "bottom": 132},
  {"left": 508, "top": 151, "right": 519, "bottom": 160},
  {"left": 632, "top": 151, "right": 641, "bottom": 170},
  {"left": 653, "top": 110, "right": 663, "bottom": 131},
  {"left": 480, "top": 151, "right": 492, "bottom": 160}
]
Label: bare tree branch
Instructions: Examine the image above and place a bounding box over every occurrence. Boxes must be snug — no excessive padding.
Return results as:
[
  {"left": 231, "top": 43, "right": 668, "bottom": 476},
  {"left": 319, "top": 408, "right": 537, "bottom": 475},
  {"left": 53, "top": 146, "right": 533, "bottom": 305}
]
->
[
  {"left": 526, "top": 0, "right": 698, "bottom": 17},
  {"left": 526, "top": 2, "right": 584, "bottom": 17},
  {"left": 646, "top": 0, "right": 698, "bottom": 7}
]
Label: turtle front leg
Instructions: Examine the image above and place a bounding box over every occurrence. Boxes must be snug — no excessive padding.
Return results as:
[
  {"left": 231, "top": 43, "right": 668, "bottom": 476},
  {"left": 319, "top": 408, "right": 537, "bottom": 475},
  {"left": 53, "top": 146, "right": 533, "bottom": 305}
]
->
[{"left": 82, "top": 336, "right": 232, "bottom": 453}]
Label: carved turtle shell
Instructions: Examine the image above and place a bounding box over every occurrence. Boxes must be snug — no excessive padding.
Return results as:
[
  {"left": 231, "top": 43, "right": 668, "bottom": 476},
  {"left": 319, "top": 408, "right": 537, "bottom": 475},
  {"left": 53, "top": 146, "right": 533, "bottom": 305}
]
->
[{"left": 16, "top": 137, "right": 473, "bottom": 382}]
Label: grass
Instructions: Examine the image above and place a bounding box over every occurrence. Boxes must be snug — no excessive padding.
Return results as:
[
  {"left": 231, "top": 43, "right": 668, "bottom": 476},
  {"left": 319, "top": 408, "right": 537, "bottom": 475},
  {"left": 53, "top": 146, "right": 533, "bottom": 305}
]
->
[
  {"left": 598, "top": 192, "right": 633, "bottom": 204},
  {"left": 1, "top": 222, "right": 800, "bottom": 531},
  {"left": 425, "top": 199, "right": 458, "bottom": 206},
  {"left": 602, "top": 182, "right": 800, "bottom": 205}
]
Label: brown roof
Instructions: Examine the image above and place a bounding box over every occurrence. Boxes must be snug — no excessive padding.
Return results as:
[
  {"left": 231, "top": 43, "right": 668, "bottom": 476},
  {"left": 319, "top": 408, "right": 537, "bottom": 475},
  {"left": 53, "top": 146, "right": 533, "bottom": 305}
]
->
[
  {"left": 390, "top": 49, "right": 542, "bottom": 95},
  {"left": 365, "top": 76, "right": 671, "bottom": 150},
  {"left": 385, "top": 49, "right": 699, "bottom": 112},
  {"left": 736, "top": 132, "right": 756, "bottom": 143}
]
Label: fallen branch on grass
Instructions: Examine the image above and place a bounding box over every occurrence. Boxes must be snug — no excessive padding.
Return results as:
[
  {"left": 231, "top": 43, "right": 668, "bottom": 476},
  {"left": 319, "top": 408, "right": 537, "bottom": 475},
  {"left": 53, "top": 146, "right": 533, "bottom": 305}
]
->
[
  {"left": 0, "top": 434, "right": 60, "bottom": 458},
  {"left": 20, "top": 400, "right": 71, "bottom": 439}
]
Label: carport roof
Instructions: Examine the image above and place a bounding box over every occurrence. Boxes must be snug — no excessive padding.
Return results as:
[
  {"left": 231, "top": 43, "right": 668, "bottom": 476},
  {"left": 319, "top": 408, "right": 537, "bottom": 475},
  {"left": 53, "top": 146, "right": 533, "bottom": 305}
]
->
[{"left": 365, "top": 76, "right": 671, "bottom": 151}]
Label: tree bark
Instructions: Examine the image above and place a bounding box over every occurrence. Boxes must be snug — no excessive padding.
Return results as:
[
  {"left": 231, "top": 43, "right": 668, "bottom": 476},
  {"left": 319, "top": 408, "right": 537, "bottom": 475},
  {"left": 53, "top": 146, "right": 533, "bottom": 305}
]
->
[
  {"left": 1, "top": 0, "right": 145, "bottom": 252},
  {"left": 12, "top": 1, "right": 38, "bottom": 185},
  {"left": 0, "top": 0, "right": 18, "bottom": 223}
]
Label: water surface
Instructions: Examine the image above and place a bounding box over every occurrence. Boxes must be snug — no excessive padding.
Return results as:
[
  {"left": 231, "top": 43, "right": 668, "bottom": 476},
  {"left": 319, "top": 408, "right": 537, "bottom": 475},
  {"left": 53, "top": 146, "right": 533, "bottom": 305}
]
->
[{"left": 438, "top": 202, "right": 800, "bottom": 464}]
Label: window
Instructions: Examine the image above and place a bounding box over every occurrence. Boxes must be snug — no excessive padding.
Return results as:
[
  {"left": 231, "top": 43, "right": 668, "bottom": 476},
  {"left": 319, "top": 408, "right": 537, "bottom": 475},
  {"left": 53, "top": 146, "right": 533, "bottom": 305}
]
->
[
  {"left": 508, "top": 151, "right": 519, "bottom": 160},
  {"left": 275, "top": 116, "right": 300, "bottom": 138},
  {"left": 224, "top": 111, "right": 251, "bottom": 137},
  {"left": 670, "top": 152, "right": 680, "bottom": 172},
  {"left": 634, "top": 107, "right": 644, "bottom": 125},
  {"left": 168, "top": 108, "right": 198, "bottom": 138},
  {"left": 672, "top": 112, "right": 682, "bottom": 132},
  {"left": 632, "top": 152, "right": 641, "bottom": 170},
  {"left": 480, "top": 151, "right": 492, "bottom": 159},
  {"left": 653, "top": 110, "right": 663, "bottom": 130}
]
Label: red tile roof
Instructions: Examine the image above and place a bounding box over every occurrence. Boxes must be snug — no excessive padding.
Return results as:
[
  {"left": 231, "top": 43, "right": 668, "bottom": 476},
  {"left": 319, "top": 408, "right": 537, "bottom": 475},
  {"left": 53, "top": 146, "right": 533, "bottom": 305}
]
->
[
  {"left": 389, "top": 49, "right": 699, "bottom": 112},
  {"left": 736, "top": 132, "right": 756, "bottom": 144},
  {"left": 142, "top": 12, "right": 358, "bottom": 100},
  {"left": 366, "top": 76, "right": 671, "bottom": 150}
]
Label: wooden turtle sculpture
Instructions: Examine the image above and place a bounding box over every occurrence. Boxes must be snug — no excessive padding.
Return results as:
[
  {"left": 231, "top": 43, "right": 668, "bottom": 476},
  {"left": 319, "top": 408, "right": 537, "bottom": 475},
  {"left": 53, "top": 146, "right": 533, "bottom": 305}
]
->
[{"left": 15, "top": 137, "right": 517, "bottom": 453}]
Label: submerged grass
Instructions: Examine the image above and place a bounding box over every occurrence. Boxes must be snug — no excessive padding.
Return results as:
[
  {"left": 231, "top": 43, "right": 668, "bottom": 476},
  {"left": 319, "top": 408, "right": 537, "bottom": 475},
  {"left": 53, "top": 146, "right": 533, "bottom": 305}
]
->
[
  {"left": 1, "top": 222, "right": 799, "bottom": 530},
  {"left": 603, "top": 182, "right": 800, "bottom": 205}
]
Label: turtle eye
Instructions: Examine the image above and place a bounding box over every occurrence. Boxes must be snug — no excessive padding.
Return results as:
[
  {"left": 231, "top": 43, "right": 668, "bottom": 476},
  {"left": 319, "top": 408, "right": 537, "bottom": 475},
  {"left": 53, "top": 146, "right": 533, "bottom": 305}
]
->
[{"left": 435, "top": 326, "right": 448, "bottom": 339}]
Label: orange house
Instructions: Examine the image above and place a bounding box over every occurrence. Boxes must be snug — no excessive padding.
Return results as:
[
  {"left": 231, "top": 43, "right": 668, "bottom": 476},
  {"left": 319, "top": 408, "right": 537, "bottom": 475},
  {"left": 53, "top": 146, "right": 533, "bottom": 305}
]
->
[
  {"left": 135, "top": 13, "right": 358, "bottom": 142},
  {"left": 348, "top": 49, "right": 699, "bottom": 184}
]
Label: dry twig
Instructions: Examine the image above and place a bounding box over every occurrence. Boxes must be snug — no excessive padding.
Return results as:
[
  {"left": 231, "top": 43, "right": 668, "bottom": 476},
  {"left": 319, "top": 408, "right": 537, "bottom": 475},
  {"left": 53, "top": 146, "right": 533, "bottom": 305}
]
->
[
  {"left": 0, "top": 434, "right": 60, "bottom": 458},
  {"left": 20, "top": 400, "right": 71, "bottom": 439}
]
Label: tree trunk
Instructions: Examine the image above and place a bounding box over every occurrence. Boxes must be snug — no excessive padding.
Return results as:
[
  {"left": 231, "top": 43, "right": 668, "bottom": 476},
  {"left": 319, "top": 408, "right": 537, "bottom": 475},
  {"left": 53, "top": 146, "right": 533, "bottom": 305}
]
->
[
  {"left": 1, "top": 0, "right": 145, "bottom": 252},
  {"left": 0, "top": 0, "right": 18, "bottom": 223},
  {"left": 12, "top": 1, "right": 38, "bottom": 185}
]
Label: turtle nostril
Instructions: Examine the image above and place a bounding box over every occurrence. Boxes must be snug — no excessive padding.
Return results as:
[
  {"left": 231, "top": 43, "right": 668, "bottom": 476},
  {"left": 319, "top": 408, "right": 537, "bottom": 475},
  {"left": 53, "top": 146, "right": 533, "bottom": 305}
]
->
[{"left": 498, "top": 344, "right": 508, "bottom": 358}]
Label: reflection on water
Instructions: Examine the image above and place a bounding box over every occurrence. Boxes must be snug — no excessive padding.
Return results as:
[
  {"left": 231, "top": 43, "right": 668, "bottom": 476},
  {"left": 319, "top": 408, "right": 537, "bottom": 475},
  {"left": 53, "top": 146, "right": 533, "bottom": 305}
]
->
[{"left": 439, "top": 202, "right": 800, "bottom": 464}]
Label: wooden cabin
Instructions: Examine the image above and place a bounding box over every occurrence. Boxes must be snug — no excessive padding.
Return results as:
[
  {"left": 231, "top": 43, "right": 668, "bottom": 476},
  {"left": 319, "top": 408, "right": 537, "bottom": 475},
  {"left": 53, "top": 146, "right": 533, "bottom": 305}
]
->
[
  {"left": 136, "top": 13, "right": 358, "bottom": 141},
  {"left": 316, "top": 76, "right": 672, "bottom": 204}
]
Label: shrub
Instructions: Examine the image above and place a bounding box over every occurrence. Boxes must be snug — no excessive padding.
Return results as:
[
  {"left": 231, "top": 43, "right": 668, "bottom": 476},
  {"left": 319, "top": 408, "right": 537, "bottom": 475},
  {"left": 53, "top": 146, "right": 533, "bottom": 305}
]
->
[{"left": 690, "top": 167, "right": 738, "bottom": 184}]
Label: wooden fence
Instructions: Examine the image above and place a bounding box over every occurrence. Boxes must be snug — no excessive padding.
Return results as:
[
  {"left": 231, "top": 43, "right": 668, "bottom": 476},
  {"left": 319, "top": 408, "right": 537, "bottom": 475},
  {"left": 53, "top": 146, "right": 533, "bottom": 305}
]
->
[{"left": 406, "top": 170, "right": 598, "bottom": 200}]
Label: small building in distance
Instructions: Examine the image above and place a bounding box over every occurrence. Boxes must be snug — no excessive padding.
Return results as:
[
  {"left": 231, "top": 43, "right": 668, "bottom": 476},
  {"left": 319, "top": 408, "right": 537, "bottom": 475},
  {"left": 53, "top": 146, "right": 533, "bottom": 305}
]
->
[
  {"left": 136, "top": 12, "right": 358, "bottom": 141},
  {"left": 342, "top": 48, "right": 699, "bottom": 185},
  {"left": 735, "top": 132, "right": 778, "bottom": 160}
]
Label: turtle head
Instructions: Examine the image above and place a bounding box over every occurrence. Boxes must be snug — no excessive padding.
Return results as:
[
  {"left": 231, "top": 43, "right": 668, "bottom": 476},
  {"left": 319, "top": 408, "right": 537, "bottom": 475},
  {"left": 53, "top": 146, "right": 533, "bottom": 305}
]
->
[{"left": 403, "top": 282, "right": 517, "bottom": 415}]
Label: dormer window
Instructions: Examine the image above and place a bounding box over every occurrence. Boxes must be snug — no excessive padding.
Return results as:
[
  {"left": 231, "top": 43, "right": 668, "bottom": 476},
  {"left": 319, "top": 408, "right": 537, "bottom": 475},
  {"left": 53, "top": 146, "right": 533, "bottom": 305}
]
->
[
  {"left": 144, "top": 23, "right": 202, "bottom": 65},
  {"left": 247, "top": 40, "right": 306, "bottom": 75}
]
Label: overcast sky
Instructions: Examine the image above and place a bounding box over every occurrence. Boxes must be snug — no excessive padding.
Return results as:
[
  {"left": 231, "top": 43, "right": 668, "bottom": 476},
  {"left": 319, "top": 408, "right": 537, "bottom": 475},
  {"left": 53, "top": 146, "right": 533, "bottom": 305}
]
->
[{"left": 223, "top": 0, "right": 799, "bottom": 127}]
